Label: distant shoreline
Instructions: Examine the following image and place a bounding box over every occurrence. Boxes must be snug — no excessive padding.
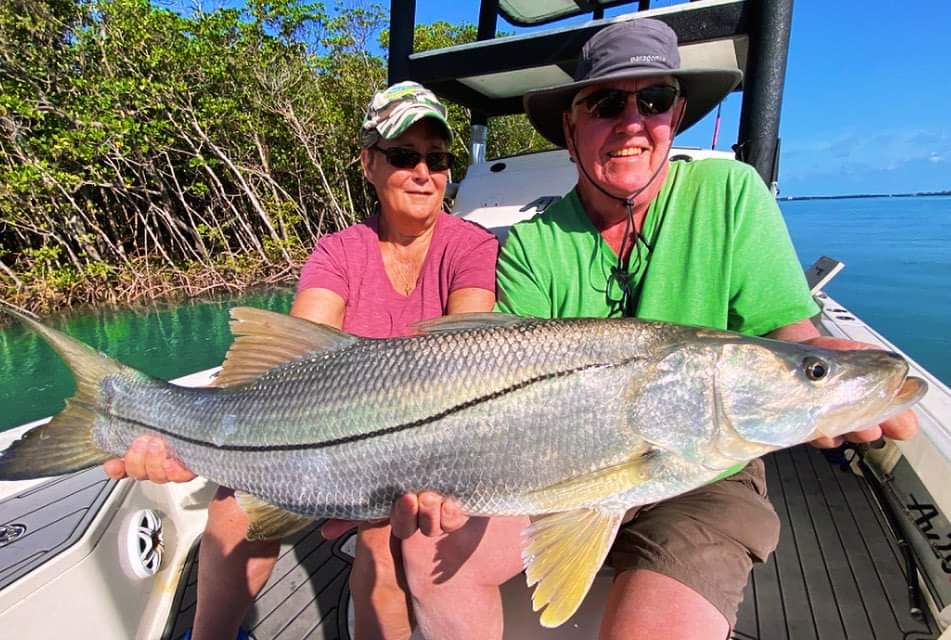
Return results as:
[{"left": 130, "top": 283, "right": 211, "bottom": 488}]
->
[{"left": 780, "top": 191, "right": 951, "bottom": 201}]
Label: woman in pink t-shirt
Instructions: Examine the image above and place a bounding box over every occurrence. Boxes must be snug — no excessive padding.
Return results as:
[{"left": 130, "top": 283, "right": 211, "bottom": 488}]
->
[
  {"left": 294, "top": 82, "right": 526, "bottom": 640},
  {"left": 102, "top": 82, "right": 526, "bottom": 640}
]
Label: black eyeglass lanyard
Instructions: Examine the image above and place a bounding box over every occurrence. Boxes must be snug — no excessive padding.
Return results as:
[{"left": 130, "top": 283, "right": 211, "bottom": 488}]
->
[{"left": 607, "top": 225, "right": 654, "bottom": 316}]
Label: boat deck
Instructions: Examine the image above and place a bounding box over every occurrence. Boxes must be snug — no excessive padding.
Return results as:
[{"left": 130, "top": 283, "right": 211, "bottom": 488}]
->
[
  {"left": 737, "top": 446, "right": 936, "bottom": 640},
  {"left": 159, "top": 445, "right": 939, "bottom": 640}
]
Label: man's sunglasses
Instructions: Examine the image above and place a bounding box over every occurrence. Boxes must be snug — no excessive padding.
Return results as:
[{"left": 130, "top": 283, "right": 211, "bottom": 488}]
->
[
  {"left": 371, "top": 145, "right": 455, "bottom": 172},
  {"left": 575, "top": 85, "right": 680, "bottom": 120}
]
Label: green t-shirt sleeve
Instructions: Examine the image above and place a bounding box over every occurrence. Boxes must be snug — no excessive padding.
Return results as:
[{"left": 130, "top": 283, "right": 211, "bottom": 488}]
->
[
  {"left": 495, "top": 224, "right": 552, "bottom": 318},
  {"left": 726, "top": 165, "right": 820, "bottom": 335}
]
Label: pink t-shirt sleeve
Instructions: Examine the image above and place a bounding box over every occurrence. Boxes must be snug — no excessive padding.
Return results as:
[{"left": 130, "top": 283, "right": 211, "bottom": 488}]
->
[
  {"left": 297, "top": 233, "right": 350, "bottom": 301},
  {"left": 447, "top": 219, "right": 499, "bottom": 293}
]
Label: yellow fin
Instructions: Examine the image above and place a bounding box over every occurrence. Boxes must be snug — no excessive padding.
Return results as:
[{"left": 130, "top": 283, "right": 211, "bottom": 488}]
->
[
  {"left": 235, "top": 492, "right": 314, "bottom": 541},
  {"left": 215, "top": 307, "right": 358, "bottom": 387},
  {"left": 523, "top": 508, "right": 624, "bottom": 628},
  {"left": 526, "top": 445, "right": 655, "bottom": 512}
]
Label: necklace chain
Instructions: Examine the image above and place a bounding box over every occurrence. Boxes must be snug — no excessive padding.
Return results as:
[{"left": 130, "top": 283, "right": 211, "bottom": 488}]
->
[
  {"left": 382, "top": 242, "right": 423, "bottom": 295},
  {"left": 391, "top": 253, "right": 417, "bottom": 295},
  {"left": 379, "top": 215, "right": 431, "bottom": 296}
]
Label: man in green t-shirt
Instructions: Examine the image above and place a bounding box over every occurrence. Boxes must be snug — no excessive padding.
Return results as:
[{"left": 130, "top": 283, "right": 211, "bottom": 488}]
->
[{"left": 494, "top": 18, "right": 920, "bottom": 639}]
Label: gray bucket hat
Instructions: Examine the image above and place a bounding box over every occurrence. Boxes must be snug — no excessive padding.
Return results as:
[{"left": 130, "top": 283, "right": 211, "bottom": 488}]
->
[
  {"left": 523, "top": 18, "right": 742, "bottom": 148},
  {"left": 360, "top": 81, "right": 452, "bottom": 148}
]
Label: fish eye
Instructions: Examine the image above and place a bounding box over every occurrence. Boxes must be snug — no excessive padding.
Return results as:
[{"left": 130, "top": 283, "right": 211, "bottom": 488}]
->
[{"left": 803, "top": 356, "right": 829, "bottom": 381}]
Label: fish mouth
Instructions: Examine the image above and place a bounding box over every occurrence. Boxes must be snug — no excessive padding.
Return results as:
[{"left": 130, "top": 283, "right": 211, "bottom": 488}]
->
[
  {"left": 814, "top": 374, "right": 928, "bottom": 440},
  {"left": 871, "top": 375, "right": 928, "bottom": 426},
  {"left": 894, "top": 376, "right": 927, "bottom": 407}
]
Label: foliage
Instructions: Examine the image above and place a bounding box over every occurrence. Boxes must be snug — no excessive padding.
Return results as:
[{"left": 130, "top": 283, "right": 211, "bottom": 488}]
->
[{"left": 0, "top": 0, "right": 546, "bottom": 312}]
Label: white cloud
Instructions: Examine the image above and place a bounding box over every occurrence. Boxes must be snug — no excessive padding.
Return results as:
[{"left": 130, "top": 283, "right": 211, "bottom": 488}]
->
[
  {"left": 782, "top": 128, "right": 951, "bottom": 180},
  {"left": 778, "top": 128, "right": 951, "bottom": 195}
]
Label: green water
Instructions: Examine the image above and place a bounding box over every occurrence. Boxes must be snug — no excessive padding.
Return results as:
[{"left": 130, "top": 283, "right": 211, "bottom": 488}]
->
[{"left": 0, "top": 288, "right": 293, "bottom": 431}]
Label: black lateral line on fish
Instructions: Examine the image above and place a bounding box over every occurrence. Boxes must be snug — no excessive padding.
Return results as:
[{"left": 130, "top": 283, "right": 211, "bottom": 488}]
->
[{"left": 134, "top": 361, "right": 622, "bottom": 452}]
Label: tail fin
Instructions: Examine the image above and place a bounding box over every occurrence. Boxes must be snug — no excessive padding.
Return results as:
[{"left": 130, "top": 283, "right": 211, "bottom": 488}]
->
[{"left": 0, "top": 305, "right": 129, "bottom": 480}]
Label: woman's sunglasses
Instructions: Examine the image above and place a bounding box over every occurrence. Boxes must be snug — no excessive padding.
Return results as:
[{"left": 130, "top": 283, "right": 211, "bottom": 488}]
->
[
  {"left": 371, "top": 145, "right": 455, "bottom": 172},
  {"left": 575, "top": 85, "right": 680, "bottom": 120}
]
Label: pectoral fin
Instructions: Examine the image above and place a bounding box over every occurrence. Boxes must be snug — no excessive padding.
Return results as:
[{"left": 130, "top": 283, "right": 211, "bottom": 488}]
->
[
  {"left": 525, "top": 445, "right": 655, "bottom": 512},
  {"left": 235, "top": 492, "right": 314, "bottom": 541},
  {"left": 523, "top": 508, "right": 624, "bottom": 628}
]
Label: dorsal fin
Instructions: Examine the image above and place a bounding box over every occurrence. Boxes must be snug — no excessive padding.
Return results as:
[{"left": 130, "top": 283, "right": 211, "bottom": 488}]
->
[
  {"left": 215, "top": 307, "right": 359, "bottom": 387},
  {"left": 411, "top": 312, "right": 526, "bottom": 335}
]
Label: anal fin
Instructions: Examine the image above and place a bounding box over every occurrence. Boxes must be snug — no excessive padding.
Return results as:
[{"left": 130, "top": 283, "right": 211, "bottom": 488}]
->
[
  {"left": 523, "top": 508, "right": 624, "bottom": 628},
  {"left": 235, "top": 492, "right": 314, "bottom": 541}
]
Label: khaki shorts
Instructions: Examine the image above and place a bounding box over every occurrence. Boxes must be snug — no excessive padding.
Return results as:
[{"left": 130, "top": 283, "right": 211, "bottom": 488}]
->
[{"left": 607, "top": 458, "right": 780, "bottom": 626}]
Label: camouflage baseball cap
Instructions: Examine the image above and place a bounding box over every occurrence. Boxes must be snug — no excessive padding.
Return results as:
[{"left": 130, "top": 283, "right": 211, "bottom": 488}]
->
[{"left": 360, "top": 81, "right": 452, "bottom": 148}]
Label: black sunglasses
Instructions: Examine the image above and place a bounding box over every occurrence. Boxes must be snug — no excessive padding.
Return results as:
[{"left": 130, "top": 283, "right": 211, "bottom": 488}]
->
[
  {"left": 575, "top": 85, "right": 680, "bottom": 120},
  {"left": 371, "top": 145, "right": 455, "bottom": 172}
]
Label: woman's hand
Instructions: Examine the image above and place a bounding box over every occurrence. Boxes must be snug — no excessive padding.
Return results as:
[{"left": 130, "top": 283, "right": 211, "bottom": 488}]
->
[
  {"left": 319, "top": 491, "right": 469, "bottom": 540},
  {"left": 102, "top": 435, "right": 197, "bottom": 483},
  {"left": 390, "top": 491, "right": 469, "bottom": 539},
  {"left": 803, "top": 336, "right": 920, "bottom": 448}
]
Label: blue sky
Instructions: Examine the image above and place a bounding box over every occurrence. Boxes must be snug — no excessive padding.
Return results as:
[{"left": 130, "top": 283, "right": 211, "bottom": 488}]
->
[{"left": 170, "top": 1, "right": 950, "bottom": 197}]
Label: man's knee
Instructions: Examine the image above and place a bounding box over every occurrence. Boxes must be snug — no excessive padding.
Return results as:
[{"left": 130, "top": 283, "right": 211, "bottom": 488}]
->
[
  {"left": 602, "top": 569, "right": 729, "bottom": 640},
  {"left": 608, "top": 464, "right": 778, "bottom": 628},
  {"left": 402, "top": 516, "right": 526, "bottom": 593}
]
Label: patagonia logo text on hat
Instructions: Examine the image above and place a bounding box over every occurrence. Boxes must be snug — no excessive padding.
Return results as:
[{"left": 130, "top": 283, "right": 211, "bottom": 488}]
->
[{"left": 630, "top": 55, "right": 666, "bottom": 64}]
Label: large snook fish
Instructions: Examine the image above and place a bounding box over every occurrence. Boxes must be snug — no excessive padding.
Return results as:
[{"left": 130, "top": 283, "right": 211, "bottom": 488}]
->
[{"left": 0, "top": 306, "right": 927, "bottom": 627}]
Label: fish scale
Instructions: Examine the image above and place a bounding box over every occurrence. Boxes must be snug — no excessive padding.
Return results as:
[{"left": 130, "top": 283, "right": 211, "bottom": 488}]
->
[
  {"left": 104, "top": 319, "right": 668, "bottom": 450},
  {"left": 191, "top": 362, "right": 638, "bottom": 518},
  {"left": 0, "top": 305, "right": 927, "bottom": 628}
]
